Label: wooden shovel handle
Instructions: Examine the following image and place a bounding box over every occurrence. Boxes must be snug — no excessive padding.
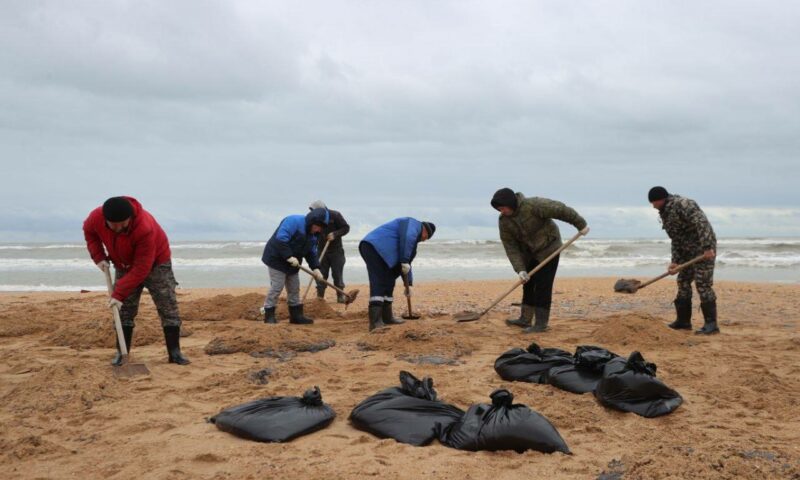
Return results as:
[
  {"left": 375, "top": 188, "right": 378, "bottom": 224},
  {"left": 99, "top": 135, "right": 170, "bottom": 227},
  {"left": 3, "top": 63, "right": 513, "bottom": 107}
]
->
[
  {"left": 637, "top": 254, "right": 707, "bottom": 290},
  {"left": 302, "top": 240, "right": 331, "bottom": 300},
  {"left": 298, "top": 264, "right": 348, "bottom": 296},
  {"left": 104, "top": 268, "right": 129, "bottom": 356},
  {"left": 402, "top": 273, "right": 414, "bottom": 316},
  {"left": 478, "top": 229, "right": 587, "bottom": 317}
]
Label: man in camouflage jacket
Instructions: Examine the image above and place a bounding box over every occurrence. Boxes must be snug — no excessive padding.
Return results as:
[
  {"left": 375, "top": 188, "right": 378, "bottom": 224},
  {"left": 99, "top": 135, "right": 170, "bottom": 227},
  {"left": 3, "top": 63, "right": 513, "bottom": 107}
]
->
[
  {"left": 649, "top": 186, "right": 719, "bottom": 334},
  {"left": 491, "top": 188, "right": 589, "bottom": 333}
]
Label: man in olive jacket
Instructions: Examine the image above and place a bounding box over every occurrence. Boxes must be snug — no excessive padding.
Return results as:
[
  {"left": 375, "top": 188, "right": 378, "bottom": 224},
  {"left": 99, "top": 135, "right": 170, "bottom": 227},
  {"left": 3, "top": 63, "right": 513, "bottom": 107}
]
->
[{"left": 491, "top": 188, "right": 589, "bottom": 333}]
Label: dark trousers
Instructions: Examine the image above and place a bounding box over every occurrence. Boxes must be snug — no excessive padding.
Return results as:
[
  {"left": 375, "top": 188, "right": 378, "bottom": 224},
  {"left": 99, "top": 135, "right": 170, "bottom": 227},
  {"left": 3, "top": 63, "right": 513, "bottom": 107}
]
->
[
  {"left": 359, "top": 241, "right": 400, "bottom": 300},
  {"left": 521, "top": 255, "right": 560, "bottom": 309},
  {"left": 115, "top": 262, "right": 181, "bottom": 328},
  {"left": 316, "top": 249, "right": 346, "bottom": 295}
]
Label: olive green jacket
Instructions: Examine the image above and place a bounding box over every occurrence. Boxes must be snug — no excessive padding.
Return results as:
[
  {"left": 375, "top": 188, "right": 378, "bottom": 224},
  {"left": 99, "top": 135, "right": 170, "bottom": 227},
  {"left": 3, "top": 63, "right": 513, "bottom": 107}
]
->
[{"left": 498, "top": 193, "right": 587, "bottom": 271}]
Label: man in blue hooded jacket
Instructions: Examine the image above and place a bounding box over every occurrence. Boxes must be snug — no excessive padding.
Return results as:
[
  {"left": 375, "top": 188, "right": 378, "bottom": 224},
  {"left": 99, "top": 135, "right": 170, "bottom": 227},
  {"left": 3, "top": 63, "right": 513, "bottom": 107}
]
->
[
  {"left": 261, "top": 208, "right": 328, "bottom": 324},
  {"left": 359, "top": 218, "right": 436, "bottom": 331}
]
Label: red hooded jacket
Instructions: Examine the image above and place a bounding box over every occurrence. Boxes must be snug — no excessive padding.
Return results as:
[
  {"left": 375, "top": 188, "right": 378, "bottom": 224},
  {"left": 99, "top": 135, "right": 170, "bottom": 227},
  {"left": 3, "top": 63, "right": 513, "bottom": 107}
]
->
[{"left": 83, "top": 197, "right": 171, "bottom": 301}]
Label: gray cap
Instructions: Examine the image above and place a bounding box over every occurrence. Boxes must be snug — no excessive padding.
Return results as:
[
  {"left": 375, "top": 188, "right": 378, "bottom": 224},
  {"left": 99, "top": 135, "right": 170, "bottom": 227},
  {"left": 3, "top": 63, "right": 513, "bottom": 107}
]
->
[{"left": 309, "top": 200, "right": 327, "bottom": 210}]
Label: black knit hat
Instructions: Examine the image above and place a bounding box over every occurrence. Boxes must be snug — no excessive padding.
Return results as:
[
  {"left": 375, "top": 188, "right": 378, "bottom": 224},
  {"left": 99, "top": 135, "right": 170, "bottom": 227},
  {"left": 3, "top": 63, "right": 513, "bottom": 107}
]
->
[
  {"left": 491, "top": 188, "right": 518, "bottom": 211},
  {"left": 648, "top": 186, "right": 669, "bottom": 202},
  {"left": 102, "top": 197, "right": 133, "bottom": 222},
  {"left": 421, "top": 222, "right": 436, "bottom": 239}
]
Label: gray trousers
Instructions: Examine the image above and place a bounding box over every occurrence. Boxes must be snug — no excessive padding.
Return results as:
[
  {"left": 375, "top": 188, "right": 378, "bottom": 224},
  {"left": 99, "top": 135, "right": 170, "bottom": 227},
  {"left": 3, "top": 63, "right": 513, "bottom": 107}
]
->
[
  {"left": 116, "top": 262, "right": 181, "bottom": 328},
  {"left": 264, "top": 267, "right": 301, "bottom": 308}
]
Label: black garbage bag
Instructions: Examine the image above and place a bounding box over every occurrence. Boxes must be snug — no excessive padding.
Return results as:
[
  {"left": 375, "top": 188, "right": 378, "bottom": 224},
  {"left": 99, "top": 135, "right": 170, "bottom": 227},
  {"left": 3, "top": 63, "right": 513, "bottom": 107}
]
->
[
  {"left": 594, "top": 351, "right": 683, "bottom": 418},
  {"left": 546, "top": 346, "right": 619, "bottom": 394},
  {"left": 439, "top": 389, "right": 570, "bottom": 454},
  {"left": 349, "top": 371, "right": 465, "bottom": 446},
  {"left": 494, "top": 342, "right": 574, "bottom": 383},
  {"left": 210, "top": 386, "right": 335, "bottom": 442}
]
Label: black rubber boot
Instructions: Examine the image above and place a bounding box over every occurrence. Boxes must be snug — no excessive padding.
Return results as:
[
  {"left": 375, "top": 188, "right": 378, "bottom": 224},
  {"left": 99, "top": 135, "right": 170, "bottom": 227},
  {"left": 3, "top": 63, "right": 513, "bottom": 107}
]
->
[
  {"left": 163, "top": 325, "right": 191, "bottom": 365},
  {"left": 506, "top": 304, "right": 533, "bottom": 328},
  {"left": 381, "top": 301, "right": 405, "bottom": 326},
  {"left": 369, "top": 301, "right": 385, "bottom": 331},
  {"left": 288, "top": 304, "right": 314, "bottom": 325},
  {"left": 696, "top": 300, "right": 720, "bottom": 335},
  {"left": 316, "top": 288, "right": 325, "bottom": 300},
  {"left": 111, "top": 325, "right": 134, "bottom": 366},
  {"left": 524, "top": 307, "right": 550, "bottom": 333},
  {"left": 263, "top": 306, "right": 277, "bottom": 324},
  {"left": 668, "top": 298, "right": 693, "bottom": 330}
]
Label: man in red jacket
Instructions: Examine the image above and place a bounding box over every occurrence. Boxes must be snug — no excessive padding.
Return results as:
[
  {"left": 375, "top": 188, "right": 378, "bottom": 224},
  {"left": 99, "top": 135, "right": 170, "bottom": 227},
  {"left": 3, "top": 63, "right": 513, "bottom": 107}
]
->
[{"left": 83, "top": 196, "right": 190, "bottom": 366}]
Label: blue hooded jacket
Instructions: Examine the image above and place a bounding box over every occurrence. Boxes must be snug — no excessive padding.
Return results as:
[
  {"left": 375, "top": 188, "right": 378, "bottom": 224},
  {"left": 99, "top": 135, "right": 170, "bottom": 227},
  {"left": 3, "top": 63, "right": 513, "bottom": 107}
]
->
[
  {"left": 262, "top": 208, "right": 329, "bottom": 274},
  {"left": 362, "top": 217, "right": 424, "bottom": 281}
]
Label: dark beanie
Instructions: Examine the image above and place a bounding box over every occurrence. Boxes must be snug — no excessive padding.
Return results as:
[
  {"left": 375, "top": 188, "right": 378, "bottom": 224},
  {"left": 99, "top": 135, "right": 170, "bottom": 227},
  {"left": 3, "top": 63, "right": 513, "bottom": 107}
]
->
[
  {"left": 422, "top": 222, "right": 436, "bottom": 239},
  {"left": 103, "top": 197, "right": 134, "bottom": 222},
  {"left": 648, "top": 186, "right": 669, "bottom": 202},
  {"left": 491, "top": 188, "right": 518, "bottom": 210}
]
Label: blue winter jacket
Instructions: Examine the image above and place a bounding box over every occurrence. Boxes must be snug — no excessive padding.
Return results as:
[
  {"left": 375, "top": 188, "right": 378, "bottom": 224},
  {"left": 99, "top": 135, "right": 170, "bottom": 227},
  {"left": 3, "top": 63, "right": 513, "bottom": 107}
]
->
[
  {"left": 362, "top": 217, "right": 424, "bottom": 282},
  {"left": 262, "top": 208, "right": 329, "bottom": 274}
]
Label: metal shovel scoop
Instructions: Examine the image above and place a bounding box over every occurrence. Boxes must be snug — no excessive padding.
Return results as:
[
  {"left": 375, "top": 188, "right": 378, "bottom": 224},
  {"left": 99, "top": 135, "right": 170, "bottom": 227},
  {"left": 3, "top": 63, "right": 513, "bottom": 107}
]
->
[
  {"left": 104, "top": 269, "right": 150, "bottom": 378},
  {"left": 455, "top": 229, "right": 588, "bottom": 322},
  {"left": 614, "top": 254, "right": 706, "bottom": 294},
  {"left": 298, "top": 265, "right": 359, "bottom": 308}
]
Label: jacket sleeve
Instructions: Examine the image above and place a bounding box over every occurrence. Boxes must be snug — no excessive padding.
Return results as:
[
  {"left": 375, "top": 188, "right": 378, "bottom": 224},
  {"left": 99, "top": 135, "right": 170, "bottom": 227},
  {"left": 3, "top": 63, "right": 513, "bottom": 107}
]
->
[
  {"left": 398, "top": 218, "right": 420, "bottom": 264},
  {"left": 499, "top": 218, "right": 527, "bottom": 273},
  {"left": 684, "top": 200, "right": 716, "bottom": 251},
  {"left": 112, "top": 231, "right": 156, "bottom": 301},
  {"left": 530, "top": 198, "right": 588, "bottom": 231},
  {"left": 273, "top": 219, "right": 296, "bottom": 260},
  {"left": 83, "top": 214, "right": 107, "bottom": 264},
  {"left": 330, "top": 211, "right": 350, "bottom": 238},
  {"left": 305, "top": 235, "right": 320, "bottom": 270}
]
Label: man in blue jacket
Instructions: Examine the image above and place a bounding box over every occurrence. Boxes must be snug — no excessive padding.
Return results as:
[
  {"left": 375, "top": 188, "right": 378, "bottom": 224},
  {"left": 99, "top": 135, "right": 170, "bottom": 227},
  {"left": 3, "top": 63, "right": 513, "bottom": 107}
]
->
[
  {"left": 359, "top": 218, "right": 436, "bottom": 331},
  {"left": 261, "top": 208, "right": 328, "bottom": 324}
]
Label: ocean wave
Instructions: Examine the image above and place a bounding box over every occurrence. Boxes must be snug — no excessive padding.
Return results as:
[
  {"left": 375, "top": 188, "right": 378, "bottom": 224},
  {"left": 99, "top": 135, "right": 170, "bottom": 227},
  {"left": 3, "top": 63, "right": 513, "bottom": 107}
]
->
[{"left": 0, "top": 284, "right": 105, "bottom": 292}]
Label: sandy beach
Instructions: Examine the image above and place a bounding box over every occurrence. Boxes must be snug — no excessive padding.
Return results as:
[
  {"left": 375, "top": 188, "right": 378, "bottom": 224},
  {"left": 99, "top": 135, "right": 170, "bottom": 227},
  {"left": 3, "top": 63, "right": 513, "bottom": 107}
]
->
[{"left": 1, "top": 277, "right": 799, "bottom": 479}]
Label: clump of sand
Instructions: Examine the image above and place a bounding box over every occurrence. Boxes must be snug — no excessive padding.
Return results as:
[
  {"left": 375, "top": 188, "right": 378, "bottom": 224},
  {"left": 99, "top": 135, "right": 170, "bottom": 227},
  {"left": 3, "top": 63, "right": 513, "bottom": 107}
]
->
[
  {"left": 46, "top": 317, "right": 163, "bottom": 350},
  {"left": 357, "top": 322, "right": 478, "bottom": 359},
  {"left": 183, "top": 294, "right": 340, "bottom": 322},
  {"left": 589, "top": 313, "right": 688, "bottom": 348},
  {"left": 204, "top": 321, "right": 337, "bottom": 356}
]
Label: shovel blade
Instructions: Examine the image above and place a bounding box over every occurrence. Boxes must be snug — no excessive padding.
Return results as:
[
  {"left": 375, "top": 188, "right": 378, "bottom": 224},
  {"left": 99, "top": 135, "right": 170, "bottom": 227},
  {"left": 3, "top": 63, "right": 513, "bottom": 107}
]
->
[
  {"left": 344, "top": 289, "right": 360, "bottom": 305},
  {"left": 613, "top": 278, "right": 641, "bottom": 294},
  {"left": 454, "top": 311, "right": 482, "bottom": 322},
  {"left": 112, "top": 362, "right": 150, "bottom": 378},
  {"left": 402, "top": 313, "right": 421, "bottom": 320}
]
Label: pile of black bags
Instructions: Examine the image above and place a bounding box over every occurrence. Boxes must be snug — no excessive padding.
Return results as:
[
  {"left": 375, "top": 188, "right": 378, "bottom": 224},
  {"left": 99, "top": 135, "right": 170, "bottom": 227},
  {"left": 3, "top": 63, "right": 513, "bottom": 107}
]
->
[
  {"left": 211, "top": 386, "right": 336, "bottom": 442},
  {"left": 495, "top": 343, "right": 682, "bottom": 417}
]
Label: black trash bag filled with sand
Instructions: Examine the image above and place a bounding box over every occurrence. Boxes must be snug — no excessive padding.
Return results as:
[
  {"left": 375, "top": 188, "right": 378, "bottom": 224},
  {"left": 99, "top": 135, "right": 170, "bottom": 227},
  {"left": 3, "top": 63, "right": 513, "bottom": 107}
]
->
[
  {"left": 546, "top": 345, "right": 619, "bottom": 394},
  {"left": 439, "top": 389, "right": 570, "bottom": 454},
  {"left": 594, "top": 351, "right": 683, "bottom": 418},
  {"left": 494, "top": 342, "right": 574, "bottom": 384},
  {"left": 210, "top": 386, "right": 335, "bottom": 442},
  {"left": 349, "top": 371, "right": 465, "bottom": 446}
]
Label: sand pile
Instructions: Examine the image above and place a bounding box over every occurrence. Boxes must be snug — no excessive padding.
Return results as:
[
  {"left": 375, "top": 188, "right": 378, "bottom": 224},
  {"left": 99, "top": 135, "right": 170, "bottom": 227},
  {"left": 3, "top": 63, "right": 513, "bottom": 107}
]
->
[
  {"left": 0, "top": 312, "right": 46, "bottom": 337},
  {"left": 204, "top": 322, "right": 336, "bottom": 356},
  {"left": 357, "top": 322, "right": 478, "bottom": 360},
  {"left": 46, "top": 316, "right": 163, "bottom": 350},
  {"left": 183, "top": 294, "right": 341, "bottom": 322},
  {"left": 589, "top": 313, "right": 687, "bottom": 348}
]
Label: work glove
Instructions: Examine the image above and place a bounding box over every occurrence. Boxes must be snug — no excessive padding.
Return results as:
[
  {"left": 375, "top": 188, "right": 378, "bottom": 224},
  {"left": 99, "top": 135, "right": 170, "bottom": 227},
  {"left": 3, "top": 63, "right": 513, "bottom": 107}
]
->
[
  {"left": 286, "top": 256, "right": 300, "bottom": 268},
  {"left": 405, "top": 286, "right": 413, "bottom": 298},
  {"left": 401, "top": 263, "right": 411, "bottom": 275},
  {"left": 96, "top": 260, "right": 110, "bottom": 272},
  {"left": 108, "top": 298, "right": 123, "bottom": 310},
  {"left": 326, "top": 233, "right": 336, "bottom": 242},
  {"left": 518, "top": 271, "right": 530, "bottom": 283},
  {"left": 579, "top": 226, "right": 590, "bottom": 236},
  {"left": 667, "top": 263, "right": 679, "bottom": 275},
  {"left": 312, "top": 268, "right": 324, "bottom": 281}
]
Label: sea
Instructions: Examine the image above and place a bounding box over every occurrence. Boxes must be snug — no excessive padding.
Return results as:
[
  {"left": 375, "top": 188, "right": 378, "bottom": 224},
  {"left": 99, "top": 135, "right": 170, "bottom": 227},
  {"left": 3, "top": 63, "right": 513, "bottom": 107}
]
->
[{"left": 0, "top": 238, "right": 798, "bottom": 292}]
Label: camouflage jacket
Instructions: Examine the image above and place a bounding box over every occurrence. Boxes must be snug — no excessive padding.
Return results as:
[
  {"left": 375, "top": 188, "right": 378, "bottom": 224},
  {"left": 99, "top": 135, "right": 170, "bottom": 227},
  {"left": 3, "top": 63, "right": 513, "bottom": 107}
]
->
[
  {"left": 659, "top": 195, "right": 716, "bottom": 263},
  {"left": 498, "top": 193, "right": 587, "bottom": 271}
]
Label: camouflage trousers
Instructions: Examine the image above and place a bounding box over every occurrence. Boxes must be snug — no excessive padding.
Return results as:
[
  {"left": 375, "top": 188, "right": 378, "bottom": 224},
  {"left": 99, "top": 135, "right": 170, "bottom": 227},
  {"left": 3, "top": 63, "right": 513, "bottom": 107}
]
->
[
  {"left": 115, "top": 262, "right": 181, "bottom": 328},
  {"left": 676, "top": 258, "right": 717, "bottom": 303}
]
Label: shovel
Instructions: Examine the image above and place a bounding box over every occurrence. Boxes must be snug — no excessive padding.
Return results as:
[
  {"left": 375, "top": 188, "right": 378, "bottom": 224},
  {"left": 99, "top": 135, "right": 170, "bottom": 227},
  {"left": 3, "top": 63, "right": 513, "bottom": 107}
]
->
[
  {"left": 454, "top": 229, "right": 588, "bottom": 322},
  {"left": 297, "top": 264, "right": 359, "bottom": 308},
  {"left": 401, "top": 273, "right": 420, "bottom": 320},
  {"left": 614, "top": 254, "right": 706, "bottom": 293},
  {"left": 103, "top": 268, "right": 150, "bottom": 378},
  {"left": 302, "top": 240, "right": 331, "bottom": 301}
]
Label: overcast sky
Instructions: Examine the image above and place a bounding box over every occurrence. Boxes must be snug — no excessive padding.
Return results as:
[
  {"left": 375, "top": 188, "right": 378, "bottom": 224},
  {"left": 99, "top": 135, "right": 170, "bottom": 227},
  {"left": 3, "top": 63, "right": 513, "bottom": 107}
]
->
[{"left": 2, "top": 0, "right": 799, "bottom": 241}]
